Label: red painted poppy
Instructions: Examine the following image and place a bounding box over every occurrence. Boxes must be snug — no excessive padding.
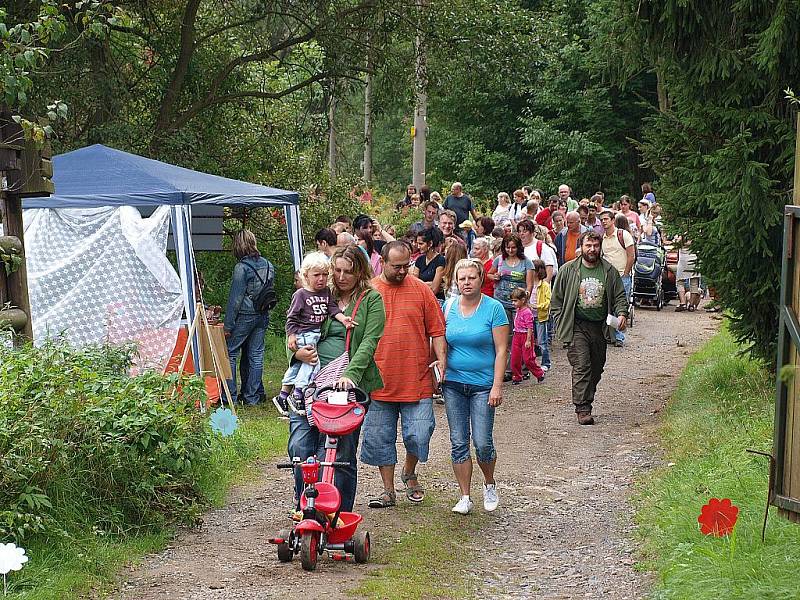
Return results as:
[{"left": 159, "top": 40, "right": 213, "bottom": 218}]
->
[{"left": 698, "top": 498, "right": 739, "bottom": 537}]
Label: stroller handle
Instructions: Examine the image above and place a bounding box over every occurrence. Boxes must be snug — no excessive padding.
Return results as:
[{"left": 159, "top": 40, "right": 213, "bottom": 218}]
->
[{"left": 312, "top": 385, "right": 370, "bottom": 407}]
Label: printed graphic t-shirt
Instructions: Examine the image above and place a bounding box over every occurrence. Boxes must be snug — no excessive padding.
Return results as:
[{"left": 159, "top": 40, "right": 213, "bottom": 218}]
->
[
  {"left": 492, "top": 256, "right": 533, "bottom": 309},
  {"left": 575, "top": 262, "right": 607, "bottom": 323}
]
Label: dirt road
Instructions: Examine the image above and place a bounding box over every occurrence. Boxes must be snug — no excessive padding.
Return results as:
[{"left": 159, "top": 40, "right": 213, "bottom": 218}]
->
[{"left": 113, "top": 304, "right": 718, "bottom": 599}]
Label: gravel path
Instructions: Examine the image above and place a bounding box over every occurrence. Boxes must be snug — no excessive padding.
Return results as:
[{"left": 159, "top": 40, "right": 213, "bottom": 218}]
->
[{"left": 112, "top": 303, "right": 719, "bottom": 599}]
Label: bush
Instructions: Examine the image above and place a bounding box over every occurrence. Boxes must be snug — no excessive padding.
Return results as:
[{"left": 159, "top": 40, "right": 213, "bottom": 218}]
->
[{"left": 0, "top": 340, "right": 210, "bottom": 544}]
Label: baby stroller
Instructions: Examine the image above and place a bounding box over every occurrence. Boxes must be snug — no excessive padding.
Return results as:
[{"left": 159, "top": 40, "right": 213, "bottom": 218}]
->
[{"left": 632, "top": 242, "right": 665, "bottom": 310}]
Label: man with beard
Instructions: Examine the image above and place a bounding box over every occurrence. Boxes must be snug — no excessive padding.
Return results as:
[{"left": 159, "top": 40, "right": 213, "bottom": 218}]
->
[
  {"left": 362, "top": 241, "right": 447, "bottom": 507},
  {"left": 551, "top": 231, "right": 628, "bottom": 425}
]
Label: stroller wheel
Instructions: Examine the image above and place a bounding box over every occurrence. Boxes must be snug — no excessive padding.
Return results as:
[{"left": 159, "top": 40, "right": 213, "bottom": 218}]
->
[
  {"left": 353, "top": 531, "right": 371, "bottom": 563},
  {"left": 277, "top": 529, "right": 293, "bottom": 562}
]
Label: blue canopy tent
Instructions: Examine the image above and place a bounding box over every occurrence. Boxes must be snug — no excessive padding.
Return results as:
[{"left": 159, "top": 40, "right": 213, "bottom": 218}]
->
[{"left": 24, "top": 144, "right": 304, "bottom": 366}]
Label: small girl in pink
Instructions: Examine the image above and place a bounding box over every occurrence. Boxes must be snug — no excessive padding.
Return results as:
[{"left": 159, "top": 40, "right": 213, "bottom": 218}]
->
[{"left": 509, "top": 288, "right": 545, "bottom": 384}]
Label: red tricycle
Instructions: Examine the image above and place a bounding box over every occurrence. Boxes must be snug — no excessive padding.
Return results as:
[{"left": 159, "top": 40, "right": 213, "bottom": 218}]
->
[{"left": 270, "top": 385, "right": 371, "bottom": 571}]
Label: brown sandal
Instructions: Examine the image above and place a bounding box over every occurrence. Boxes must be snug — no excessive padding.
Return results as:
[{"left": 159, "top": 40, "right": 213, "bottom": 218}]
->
[
  {"left": 401, "top": 471, "right": 425, "bottom": 503},
  {"left": 368, "top": 490, "right": 396, "bottom": 508}
]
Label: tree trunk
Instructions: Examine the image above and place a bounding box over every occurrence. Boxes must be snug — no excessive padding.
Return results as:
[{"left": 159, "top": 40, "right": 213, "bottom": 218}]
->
[
  {"left": 411, "top": 0, "right": 429, "bottom": 189},
  {"left": 328, "top": 81, "right": 337, "bottom": 181},
  {"left": 363, "top": 65, "right": 374, "bottom": 184},
  {"left": 150, "top": 0, "right": 202, "bottom": 155},
  {"left": 655, "top": 58, "right": 670, "bottom": 113}
]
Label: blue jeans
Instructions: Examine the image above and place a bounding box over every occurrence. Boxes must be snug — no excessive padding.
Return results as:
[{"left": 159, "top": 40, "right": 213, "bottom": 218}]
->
[
  {"left": 360, "top": 399, "right": 435, "bottom": 465},
  {"left": 442, "top": 382, "right": 496, "bottom": 464},
  {"left": 615, "top": 275, "right": 632, "bottom": 343},
  {"left": 535, "top": 318, "right": 550, "bottom": 369},
  {"left": 226, "top": 313, "right": 268, "bottom": 405},
  {"left": 281, "top": 330, "right": 321, "bottom": 389},
  {"left": 287, "top": 411, "right": 361, "bottom": 512}
]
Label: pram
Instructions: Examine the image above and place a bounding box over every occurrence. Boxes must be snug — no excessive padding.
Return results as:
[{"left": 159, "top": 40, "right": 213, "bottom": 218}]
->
[{"left": 632, "top": 242, "right": 665, "bottom": 310}]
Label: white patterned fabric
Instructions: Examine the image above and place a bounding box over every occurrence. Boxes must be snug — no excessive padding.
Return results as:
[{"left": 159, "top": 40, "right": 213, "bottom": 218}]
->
[{"left": 7, "top": 206, "right": 183, "bottom": 372}]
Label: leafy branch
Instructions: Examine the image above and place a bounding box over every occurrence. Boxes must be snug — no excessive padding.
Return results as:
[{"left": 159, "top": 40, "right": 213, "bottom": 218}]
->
[{"left": 0, "top": 246, "right": 22, "bottom": 276}]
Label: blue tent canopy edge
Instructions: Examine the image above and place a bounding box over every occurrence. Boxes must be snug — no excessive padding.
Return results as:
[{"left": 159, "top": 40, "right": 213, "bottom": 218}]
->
[{"left": 23, "top": 144, "right": 299, "bottom": 208}]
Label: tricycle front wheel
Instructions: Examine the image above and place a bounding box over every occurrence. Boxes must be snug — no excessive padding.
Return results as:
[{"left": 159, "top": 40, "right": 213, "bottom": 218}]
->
[{"left": 301, "top": 532, "right": 320, "bottom": 571}]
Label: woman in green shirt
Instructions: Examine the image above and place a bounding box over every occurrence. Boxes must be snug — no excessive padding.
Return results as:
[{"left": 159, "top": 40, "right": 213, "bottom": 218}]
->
[{"left": 288, "top": 245, "right": 385, "bottom": 511}]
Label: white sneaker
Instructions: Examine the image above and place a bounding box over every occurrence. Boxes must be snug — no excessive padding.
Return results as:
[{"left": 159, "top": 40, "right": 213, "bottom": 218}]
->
[
  {"left": 541, "top": 366, "right": 549, "bottom": 372},
  {"left": 483, "top": 483, "right": 499, "bottom": 511},
  {"left": 451, "top": 496, "right": 473, "bottom": 515}
]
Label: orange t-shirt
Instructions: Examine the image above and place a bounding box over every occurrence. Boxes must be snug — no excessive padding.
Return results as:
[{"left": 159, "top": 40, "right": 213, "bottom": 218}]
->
[
  {"left": 565, "top": 231, "right": 580, "bottom": 261},
  {"left": 371, "top": 275, "right": 446, "bottom": 402}
]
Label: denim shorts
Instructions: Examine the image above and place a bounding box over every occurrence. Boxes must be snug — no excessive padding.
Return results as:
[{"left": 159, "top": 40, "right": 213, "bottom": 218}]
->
[
  {"left": 360, "top": 398, "right": 435, "bottom": 466},
  {"left": 442, "top": 381, "right": 496, "bottom": 464}
]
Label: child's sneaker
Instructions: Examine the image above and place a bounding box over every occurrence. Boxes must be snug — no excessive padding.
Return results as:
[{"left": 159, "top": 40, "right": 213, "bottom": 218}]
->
[
  {"left": 272, "top": 391, "right": 290, "bottom": 416},
  {"left": 511, "top": 379, "right": 522, "bottom": 386},
  {"left": 537, "top": 375, "right": 545, "bottom": 383},
  {"left": 288, "top": 388, "right": 305, "bottom": 413}
]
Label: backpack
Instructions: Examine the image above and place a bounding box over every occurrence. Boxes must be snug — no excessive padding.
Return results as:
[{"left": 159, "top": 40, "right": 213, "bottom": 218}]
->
[
  {"left": 616, "top": 230, "right": 637, "bottom": 262},
  {"left": 242, "top": 261, "right": 277, "bottom": 313}
]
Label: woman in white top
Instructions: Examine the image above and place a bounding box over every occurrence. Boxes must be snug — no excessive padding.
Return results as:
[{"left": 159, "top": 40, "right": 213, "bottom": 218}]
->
[{"left": 492, "top": 192, "right": 512, "bottom": 223}]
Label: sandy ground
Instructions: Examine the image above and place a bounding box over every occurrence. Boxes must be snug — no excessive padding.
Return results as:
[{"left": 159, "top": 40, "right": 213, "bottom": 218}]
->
[{"left": 112, "top": 302, "right": 719, "bottom": 599}]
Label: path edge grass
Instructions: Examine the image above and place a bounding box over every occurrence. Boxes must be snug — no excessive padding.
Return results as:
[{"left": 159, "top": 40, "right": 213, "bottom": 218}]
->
[
  {"left": 348, "top": 490, "right": 484, "bottom": 600},
  {"left": 633, "top": 325, "right": 800, "bottom": 599}
]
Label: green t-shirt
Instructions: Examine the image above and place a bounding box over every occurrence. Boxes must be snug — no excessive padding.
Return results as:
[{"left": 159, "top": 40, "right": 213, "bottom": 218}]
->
[
  {"left": 317, "top": 319, "right": 347, "bottom": 368},
  {"left": 575, "top": 262, "right": 607, "bottom": 322}
]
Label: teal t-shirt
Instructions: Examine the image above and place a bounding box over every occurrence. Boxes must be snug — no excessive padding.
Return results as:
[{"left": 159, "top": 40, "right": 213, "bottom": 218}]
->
[
  {"left": 444, "top": 295, "right": 509, "bottom": 387},
  {"left": 492, "top": 256, "right": 533, "bottom": 309},
  {"left": 575, "top": 262, "right": 607, "bottom": 322}
]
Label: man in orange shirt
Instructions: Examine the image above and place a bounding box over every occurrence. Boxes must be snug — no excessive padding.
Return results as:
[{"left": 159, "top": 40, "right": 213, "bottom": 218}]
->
[
  {"left": 361, "top": 241, "right": 447, "bottom": 508},
  {"left": 554, "top": 211, "right": 588, "bottom": 266}
]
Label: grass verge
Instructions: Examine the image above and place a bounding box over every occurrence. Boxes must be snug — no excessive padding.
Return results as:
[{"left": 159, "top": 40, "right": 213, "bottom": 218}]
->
[
  {"left": 349, "top": 492, "right": 483, "bottom": 600},
  {"left": 8, "top": 406, "right": 288, "bottom": 600},
  {"left": 635, "top": 327, "right": 800, "bottom": 599}
]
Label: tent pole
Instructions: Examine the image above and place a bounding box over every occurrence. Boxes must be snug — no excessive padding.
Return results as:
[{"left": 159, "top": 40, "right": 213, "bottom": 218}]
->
[{"left": 284, "top": 204, "right": 304, "bottom": 270}]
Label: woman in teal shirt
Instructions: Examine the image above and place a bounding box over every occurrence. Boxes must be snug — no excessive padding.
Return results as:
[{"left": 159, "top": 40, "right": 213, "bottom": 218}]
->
[{"left": 442, "top": 259, "right": 509, "bottom": 515}]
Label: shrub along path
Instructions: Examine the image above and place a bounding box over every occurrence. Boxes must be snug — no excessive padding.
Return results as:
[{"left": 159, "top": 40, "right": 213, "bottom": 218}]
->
[{"left": 112, "top": 306, "right": 718, "bottom": 599}]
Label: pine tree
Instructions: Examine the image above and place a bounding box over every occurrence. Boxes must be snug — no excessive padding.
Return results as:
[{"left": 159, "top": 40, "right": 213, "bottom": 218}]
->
[{"left": 607, "top": 0, "right": 800, "bottom": 364}]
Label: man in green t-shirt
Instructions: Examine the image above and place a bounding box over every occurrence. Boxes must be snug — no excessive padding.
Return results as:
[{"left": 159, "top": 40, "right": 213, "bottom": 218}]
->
[{"left": 551, "top": 231, "right": 628, "bottom": 425}]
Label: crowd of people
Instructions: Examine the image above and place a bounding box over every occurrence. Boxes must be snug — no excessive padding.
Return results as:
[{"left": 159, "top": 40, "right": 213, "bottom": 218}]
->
[{"left": 221, "top": 180, "right": 695, "bottom": 515}]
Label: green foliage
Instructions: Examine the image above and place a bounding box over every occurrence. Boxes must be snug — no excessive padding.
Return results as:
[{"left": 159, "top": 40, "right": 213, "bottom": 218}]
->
[
  {"left": 0, "top": 245, "right": 22, "bottom": 275},
  {"left": 611, "top": 0, "right": 799, "bottom": 364},
  {"left": 0, "top": 340, "right": 290, "bottom": 598},
  {"left": 516, "top": 0, "right": 655, "bottom": 197},
  {"left": 635, "top": 328, "right": 800, "bottom": 598},
  {"left": 0, "top": 340, "right": 210, "bottom": 544}
]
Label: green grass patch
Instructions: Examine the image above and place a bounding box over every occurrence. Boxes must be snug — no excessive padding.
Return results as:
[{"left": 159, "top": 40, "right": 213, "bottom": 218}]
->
[
  {"left": 349, "top": 493, "right": 482, "bottom": 599},
  {"left": 635, "top": 326, "right": 800, "bottom": 599}
]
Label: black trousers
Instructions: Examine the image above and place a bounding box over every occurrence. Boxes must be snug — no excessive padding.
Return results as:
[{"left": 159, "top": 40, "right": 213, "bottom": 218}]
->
[{"left": 566, "top": 319, "right": 607, "bottom": 413}]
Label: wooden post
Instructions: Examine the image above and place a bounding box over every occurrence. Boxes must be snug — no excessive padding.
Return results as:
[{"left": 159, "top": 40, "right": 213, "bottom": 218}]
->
[
  {"left": 1, "top": 194, "right": 33, "bottom": 340},
  {"left": 411, "top": 0, "right": 429, "bottom": 190},
  {"left": 777, "top": 112, "right": 800, "bottom": 524},
  {"left": 0, "top": 107, "right": 36, "bottom": 343},
  {"left": 795, "top": 113, "right": 800, "bottom": 205}
]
